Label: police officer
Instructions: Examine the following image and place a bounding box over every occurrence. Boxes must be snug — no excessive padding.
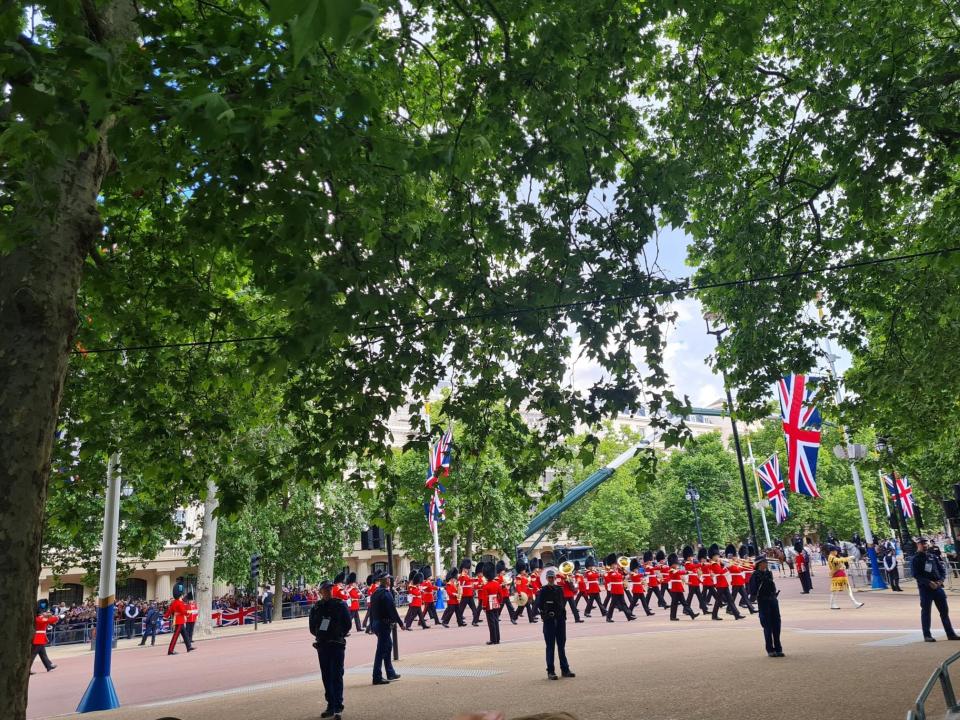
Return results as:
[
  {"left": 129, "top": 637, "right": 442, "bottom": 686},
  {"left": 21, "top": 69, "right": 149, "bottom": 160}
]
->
[
  {"left": 747, "top": 555, "right": 783, "bottom": 657},
  {"left": 310, "top": 580, "right": 352, "bottom": 719},
  {"left": 533, "top": 568, "right": 575, "bottom": 681},
  {"left": 139, "top": 602, "right": 160, "bottom": 646},
  {"left": 912, "top": 538, "right": 960, "bottom": 642},
  {"left": 367, "top": 571, "right": 406, "bottom": 685},
  {"left": 124, "top": 601, "right": 140, "bottom": 639}
]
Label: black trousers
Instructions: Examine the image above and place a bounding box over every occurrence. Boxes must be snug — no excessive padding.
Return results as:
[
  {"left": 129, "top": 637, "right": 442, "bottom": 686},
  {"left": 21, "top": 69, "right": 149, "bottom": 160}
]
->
[
  {"left": 920, "top": 586, "right": 956, "bottom": 638},
  {"left": 731, "top": 586, "right": 756, "bottom": 613},
  {"left": 629, "top": 589, "right": 653, "bottom": 615},
  {"left": 140, "top": 624, "right": 156, "bottom": 645},
  {"left": 500, "top": 596, "right": 517, "bottom": 622},
  {"left": 362, "top": 606, "right": 372, "bottom": 630},
  {"left": 686, "top": 586, "right": 709, "bottom": 613},
  {"left": 583, "top": 594, "right": 603, "bottom": 615},
  {"left": 184, "top": 621, "right": 195, "bottom": 644},
  {"left": 371, "top": 621, "right": 397, "bottom": 681},
  {"left": 424, "top": 602, "right": 440, "bottom": 624},
  {"left": 645, "top": 586, "right": 667, "bottom": 609},
  {"left": 701, "top": 586, "right": 715, "bottom": 607},
  {"left": 125, "top": 617, "right": 136, "bottom": 639},
  {"left": 167, "top": 624, "right": 192, "bottom": 653},
  {"left": 565, "top": 597, "right": 582, "bottom": 621},
  {"left": 885, "top": 568, "right": 900, "bottom": 591},
  {"left": 316, "top": 641, "right": 345, "bottom": 712},
  {"left": 523, "top": 599, "right": 538, "bottom": 622},
  {"left": 30, "top": 645, "right": 54, "bottom": 671},
  {"left": 441, "top": 604, "right": 464, "bottom": 626},
  {"left": 606, "top": 594, "right": 632, "bottom": 620},
  {"left": 461, "top": 596, "right": 480, "bottom": 624},
  {"left": 485, "top": 609, "right": 500, "bottom": 644},
  {"left": 350, "top": 609, "right": 362, "bottom": 632},
  {"left": 757, "top": 597, "right": 782, "bottom": 653},
  {"left": 403, "top": 605, "right": 427, "bottom": 629},
  {"left": 669, "top": 590, "right": 697, "bottom": 619},
  {"left": 542, "top": 618, "right": 569, "bottom": 674},
  {"left": 712, "top": 587, "right": 742, "bottom": 619}
]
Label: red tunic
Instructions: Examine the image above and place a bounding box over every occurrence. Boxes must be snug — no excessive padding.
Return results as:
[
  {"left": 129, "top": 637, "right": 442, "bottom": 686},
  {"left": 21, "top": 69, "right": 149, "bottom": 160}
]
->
[
  {"left": 483, "top": 580, "right": 502, "bottom": 610},
  {"left": 421, "top": 582, "right": 435, "bottom": 604},
  {"left": 701, "top": 562, "right": 715, "bottom": 587},
  {"left": 576, "top": 574, "right": 587, "bottom": 594},
  {"left": 629, "top": 571, "right": 646, "bottom": 594},
  {"left": 33, "top": 614, "right": 59, "bottom": 646},
  {"left": 604, "top": 569, "right": 626, "bottom": 595},
  {"left": 408, "top": 584, "right": 422, "bottom": 608},
  {"left": 348, "top": 586, "right": 360, "bottom": 611},
  {"left": 332, "top": 584, "right": 347, "bottom": 601},
  {"left": 165, "top": 598, "right": 187, "bottom": 626},
  {"left": 445, "top": 581, "right": 459, "bottom": 605},
  {"left": 730, "top": 565, "right": 747, "bottom": 586},
  {"left": 186, "top": 601, "right": 199, "bottom": 624},
  {"left": 367, "top": 584, "right": 377, "bottom": 599},
  {"left": 795, "top": 553, "right": 807, "bottom": 573},
  {"left": 459, "top": 572, "right": 475, "bottom": 597},
  {"left": 557, "top": 573, "right": 576, "bottom": 599},
  {"left": 529, "top": 574, "right": 542, "bottom": 593},
  {"left": 713, "top": 562, "right": 730, "bottom": 588},
  {"left": 645, "top": 563, "right": 660, "bottom": 587},
  {"left": 497, "top": 574, "right": 511, "bottom": 600},
  {"left": 668, "top": 567, "right": 686, "bottom": 593},
  {"left": 515, "top": 575, "right": 530, "bottom": 598},
  {"left": 685, "top": 561, "right": 701, "bottom": 586},
  {"left": 584, "top": 570, "right": 602, "bottom": 595}
]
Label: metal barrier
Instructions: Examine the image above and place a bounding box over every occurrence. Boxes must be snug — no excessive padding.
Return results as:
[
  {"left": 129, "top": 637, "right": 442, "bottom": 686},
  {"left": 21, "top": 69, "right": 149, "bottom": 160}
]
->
[{"left": 907, "top": 650, "right": 960, "bottom": 720}]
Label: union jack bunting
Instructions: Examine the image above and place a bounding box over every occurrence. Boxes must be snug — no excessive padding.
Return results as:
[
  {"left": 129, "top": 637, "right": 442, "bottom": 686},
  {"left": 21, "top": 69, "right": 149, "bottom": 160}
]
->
[
  {"left": 425, "top": 428, "right": 453, "bottom": 490},
  {"left": 776, "top": 374, "right": 823, "bottom": 498},
  {"left": 757, "top": 454, "right": 789, "bottom": 524},
  {"left": 425, "top": 489, "right": 446, "bottom": 532}
]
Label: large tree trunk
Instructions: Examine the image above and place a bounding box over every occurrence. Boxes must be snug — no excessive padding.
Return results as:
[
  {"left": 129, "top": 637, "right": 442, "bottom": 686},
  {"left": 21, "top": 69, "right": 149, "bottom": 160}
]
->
[
  {"left": 195, "top": 478, "right": 219, "bottom": 638},
  {"left": 450, "top": 532, "right": 459, "bottom": 569},
  {"left": 465, "top": 525, "right": 474, "bottom": 560},
  {"left": 0, "top": 5, "right": 134, "bottom": 717}
]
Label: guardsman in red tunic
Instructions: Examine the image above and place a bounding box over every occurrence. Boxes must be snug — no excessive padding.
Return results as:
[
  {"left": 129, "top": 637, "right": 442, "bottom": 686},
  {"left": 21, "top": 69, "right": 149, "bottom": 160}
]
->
[
  {"left": 480, "top": 562, "right": 502, "bottom": 645},
  {"left": 515, "top": 563, "right": 539, "bottom": 623},
  {"left": 362, "top": 574, "right": 376, "bottom": 634},
  {"left": 627, "top": 558, "right": 655, "bottom": 616},
  {"left": 582, "top": 556, "right": 603, "bottom": 617},
  {"left": 554, "top": 560, "right": 583, "bottom": 623},
  {"left": 699, "top": 546, "right": 716, "bottom": 608},
  {"left": 642, "top": 551, "right": 661, "bottom": 609},
  {"left": 731, "top": 547, "right": 758, "bottom": 614},
  {"left": 683, "top": 546, "right": 709, "bottom": 615},
  {"left": 332, "top": 571, "right": 348, "bottom": 603},
  {"left": 164, "top": 589, "right": 193, "bottom": 654},
  {"left": 420, "top": 568, "right": 441, "bottom": 625},
  {"left": 346, "top": 572, "right": 363, "bottom": 631},
  {"left": 31, "top": 602, "right": 59, "bottom": 673},
  {"left": 710, "top": 544, "right": 745, "bottom": 620},
  {"left": 440, "top": 568, "right": 465, "bottom": 627},
  {"left": 602, "top": 554, "right": 634, "bottom": 622},
  {"left": 457, "top": 559, "right": 480, "bottom": 626},
  {"left": 667, "top": 553, "right": 699, "bottom": 620},
  {"left": 403, "top": 570, "right": 429, "bottom": 629},
  {"left": 184, "top": 591, "right": 199, "bottom": 646}
]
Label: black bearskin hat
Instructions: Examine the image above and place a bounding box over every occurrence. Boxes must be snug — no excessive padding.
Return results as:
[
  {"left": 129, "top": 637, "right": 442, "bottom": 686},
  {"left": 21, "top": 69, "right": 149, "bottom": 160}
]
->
[
  {"left": 793, "top": 541, "right": 803, "bottom": 553},
  {"left": 366, "top": 574, "right": 374, "bottom": 585},
  {"left": 655, "top": 550, "right": 666, "bottom": 562},
  {"left": 481, "top": 563, "right": 496, "bottom": 581},
  {"left": 643, "top": 550, "right": 653, "bottom": 562},
  {"left": 172, "top": 585, "right": 184, "bottom": 600},
  {"left": 725, "top": 543, "right": 737, "bottom": 558},
  {"left": 708, "top": 543, "right": 721, "bottom": 558},
  {"left": 37, "top": 599, "right": 49, "bottom": 613},
  {"left": 629, "top": 557, "right": 640, "bottom": 571},
  {"left": 667, "top": 553, "right": 679, "bottom": 566},
  {"left": 516, "top": 560, "right": 529, "bottom": 573},
  {"left": 460, "top": 558, "right": 472, "bottom": 571},
  {"left": 347, "top": 572, "right": 357, "bottom": 584},
  {"left": 585, "top": 556, "right": 596, "bottom": 568},
  {"left": 185, "top": 591, "right": 194, "bottom": 601},
  {"left": 682, "top": 545, "right": 694, "bottom": 560},
  {"left": 738, "top": 545, "right": 748, "bottom": 559},
  {"left": 495, "top": 560, "right": 507, "bottom": 574},
  {"left": 334, "top": 571, "right": 346, "bottom": 584},
  {"left": 409, "top": 569, "right": 422, "bottom": 584},
  {"left": 604, "top": 553, "right": 617, "bottom": 567},
  {"left": 445, "top": 567, "right": 457, "bottom": 582},
  {"left": 420, "top": 566, "right": 432, "bottom": 579},
  {"left": 573, "top": 560, "right": 581, "bottom": 571},
  {"left": 697, "top": 547, "right": 708, "bottom": 561},
  {"left": 747, "top": 544, "right": 756, "bottom": 555}
]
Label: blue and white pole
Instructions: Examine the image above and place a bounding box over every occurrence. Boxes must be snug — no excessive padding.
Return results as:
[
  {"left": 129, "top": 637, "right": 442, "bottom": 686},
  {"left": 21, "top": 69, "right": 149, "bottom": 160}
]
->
[{"left": 77, "top": 453, "right": 121, "bottom": 712}]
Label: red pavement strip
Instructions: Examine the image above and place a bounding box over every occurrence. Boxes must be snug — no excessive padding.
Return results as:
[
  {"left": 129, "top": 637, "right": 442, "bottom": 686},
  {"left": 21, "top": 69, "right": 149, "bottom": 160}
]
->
[{"left": 25, "top": 577, "right": 940, "bottom": 719}]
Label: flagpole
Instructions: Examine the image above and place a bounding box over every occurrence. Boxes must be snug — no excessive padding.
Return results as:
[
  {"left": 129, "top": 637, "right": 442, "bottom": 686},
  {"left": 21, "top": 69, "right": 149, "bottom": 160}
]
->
[
  {"left": 878, "top": 469, "right": 891, "bottom": 519},
  {"left": 423, "top": 404, "right": 443, "bottom": 577},
  {"left": 747, "top": 440, "right": 773, "bottom": 549},
  {"left": 821, "top": 345, "right": 887, "bottom": 590}
]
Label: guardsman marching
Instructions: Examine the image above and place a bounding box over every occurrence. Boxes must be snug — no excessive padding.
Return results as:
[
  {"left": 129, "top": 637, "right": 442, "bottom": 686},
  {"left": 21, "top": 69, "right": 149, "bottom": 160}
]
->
[
  {"left": 346, "top": 573, "right": 362, "bottom": 632},
  {"left": 627, "top": 558, "right": 654, "bottom": 616},
  {"left": 710, "top": 544, "right": 744, "bottom": 621},
  {"left": 30, "top": 601, "right": 59, "bottom": 674},
  {"left": 683, "top": 546, "right": 708, "bottom": 615},
  {"left": 603, "top": 554, "right": 634, "bottom": 622},
  {"left": 420, "top": 568, "right": 441, "bottom": 625},
  {"left": 362, "top": 574, "right": 376, "bottom": 634},
  {"left": 496, "top": 561, "right": 519, "bottom": 625},
  {"left": 555, "top": 558, "right": 583, "bottom": 623},
  {"left": 515, "top": 562, "right": 538, "bottom": 623},
  {"left": 480, "top": 562, "right": 502, "bottom": 645},
  {"left": 441, "top": 567, "right": 465, "bottom": 627},
  {"left": 582, "top": 556, "right": 603, "bottom": 617},
  {"left": 748, "top": 555, "right": 784, "bottom": 657},
  {"left": 730, "top": 548, "right": 757, "bottom": 614},
  {"left": 698, "top": 546, "right": 715, "bottom": 610},
  {"left": 667, "top": 553, "right": 698, "bottom": 621},
  {"left": 403, "top": 570, "right": 429, "bottom": 629},
  {"left": 184, "top": 591, "right": 199, "bottom": 646},
  {"left": 164, "top": 586, "right": 193, "bottom": 654},
  {"left": 457, "top": 559, "right": 480, "bottom": 626}
]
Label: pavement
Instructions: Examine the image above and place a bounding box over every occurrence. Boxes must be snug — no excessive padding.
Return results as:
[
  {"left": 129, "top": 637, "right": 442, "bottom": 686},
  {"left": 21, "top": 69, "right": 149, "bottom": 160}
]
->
[{"left": 27, "top": 573, "right": 960, "bottom": 720}]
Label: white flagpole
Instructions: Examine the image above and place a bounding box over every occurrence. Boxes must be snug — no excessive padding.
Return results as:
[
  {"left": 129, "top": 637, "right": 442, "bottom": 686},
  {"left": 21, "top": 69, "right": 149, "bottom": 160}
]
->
[
  {"left": 747, "top": 440, "right": 773, "bottom": 548},
  {"left": 424, "top": 403, "right": 443, "bottom": 576}
]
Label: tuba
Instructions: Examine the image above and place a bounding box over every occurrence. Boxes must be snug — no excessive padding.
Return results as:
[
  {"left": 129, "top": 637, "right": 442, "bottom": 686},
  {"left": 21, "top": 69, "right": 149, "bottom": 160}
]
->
[
  {"left": 559, "top": 560, "right": 575, "bottom": 575},
  {"left": 617, "top": 556, "right": 631, "bottom": 571}
]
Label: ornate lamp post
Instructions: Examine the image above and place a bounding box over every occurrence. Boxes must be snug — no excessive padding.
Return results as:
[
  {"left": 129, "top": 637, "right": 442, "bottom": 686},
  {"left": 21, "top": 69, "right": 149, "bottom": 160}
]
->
[{"left": 685, "top": 485, "right": 703, "bottom": 547}]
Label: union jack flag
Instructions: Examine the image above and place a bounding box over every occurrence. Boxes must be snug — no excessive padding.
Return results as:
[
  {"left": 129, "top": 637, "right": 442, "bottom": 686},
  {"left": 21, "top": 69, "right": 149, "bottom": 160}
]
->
[
  {"left": 214, "top": 607, "right": 258, "bottom": 626},
  {"left": 424, "top": 489, "right": 446, "bottom": 532},
  {"left": 776, "top": 374, "right": 822, "bottom": 498},
  {"left": 757, "top": 454, "right": 789, "bottom": 524},
  {"left": 885, "top": 472, "right": 916, "bottom": 519},
  {"left": 425, "top": 429, "right": 453, "bottom": 490}
]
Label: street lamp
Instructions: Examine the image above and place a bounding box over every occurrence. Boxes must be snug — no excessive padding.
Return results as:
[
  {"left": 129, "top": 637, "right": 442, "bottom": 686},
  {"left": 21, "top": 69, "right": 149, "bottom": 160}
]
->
[
  {"left": 876, "top": 436, "right": 916, "bottom": 556},
  {"left": 685, "top": 485, "right": 703, "bottom": 547},
  {"left": 704, "top": 312, "right": 758, "bottom": 551}
]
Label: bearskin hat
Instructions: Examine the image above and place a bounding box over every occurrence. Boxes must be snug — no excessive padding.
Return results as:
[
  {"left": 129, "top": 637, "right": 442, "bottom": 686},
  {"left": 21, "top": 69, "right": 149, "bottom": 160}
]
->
[
  {"left": 682, "top": 545, "right": 694, "bottom": 560},
  {"left": 747, "top": 544, "right": 756, "bottom": 555},
  {"left": 495, "top": 560, "right": 507, "bottom": 574},
  {"left": 793, "top": 541, "right": 803, "bottom": 553},
  {"left": 629, "top": 557, "right": 640, "bottom": 571},
  {"left": 334, "top": 571, "right": 346, "bottom": 584},
  {"left": 366, "top": 574, "right": 374, "bottom": 585},
  {"left": 697, "top": 547, "right": 708, "bottom": 561},
  {"left": 738, "top": 545, "right": 748, "bottom": 559},
  {"left": 445, "top": 567, "right": 457, "bottom": 582},
  {"left": 655, "top": 549, "right": 666, "bottom": 562},
  {"left": 481, "top": 563, "right": 496, "bottom": 581},
  {"left": 604, "top": 553, "right": 618, "bottom": 567},
  {"left": 516, "top": 560, "right": 529, "bottom": 573},
  {"left": 573, "top": 560, "right": 581, "bottom": 571},
  {"left": 347, "top": 572, "right": 357, "bottom": 584},
  {"left": 172, "top": 585, "right": 184, "bottom": 600},
  {"left": 708, "top": 543, "right": 721, "bottom": 558},
  {"left": 409, "top": 569, "right": 422, "bottom": 584},
  {"left": 460, "top": 558, "right": 472, "bottom": 571},
  {"left": 585, "top": 556, "right": 596, "bottom": 568},
  {"left": 643, "top": 550, "right": 653, "bottom": 562},
  {"left": 667, "top": 553, "right": 679, "bottom": 566},
  {"left": 725, "top": 543, "right": 737, "bottom": 558}
]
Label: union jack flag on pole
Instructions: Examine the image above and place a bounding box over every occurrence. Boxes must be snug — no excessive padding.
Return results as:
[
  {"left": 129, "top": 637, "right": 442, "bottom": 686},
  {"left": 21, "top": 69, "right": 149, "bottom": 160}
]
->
[
  {"left": 425, "top": 428, "right": 453, "bottom": 490},
  {"left": 883, "top": 472, "right": 916, "bottom": 519},
  {"left": 776, "top": 374, "right": 823, "bottom": 498},
  {"left": 757, "top": 454, "right": 789, "bottom": 524}
]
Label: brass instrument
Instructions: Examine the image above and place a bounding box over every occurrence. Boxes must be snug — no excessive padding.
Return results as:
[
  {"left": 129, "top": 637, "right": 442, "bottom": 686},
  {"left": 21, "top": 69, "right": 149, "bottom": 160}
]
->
[
  {"left": 617, "top": 556, "right": 631, "bottom": 570},
  {"left": 559, "top": 560, "right": 575, "bottom": 575}
]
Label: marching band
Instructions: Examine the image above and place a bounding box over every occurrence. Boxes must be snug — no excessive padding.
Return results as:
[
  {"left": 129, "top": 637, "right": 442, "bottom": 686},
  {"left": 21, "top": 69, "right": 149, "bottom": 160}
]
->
[{"left": 401, "top": 543, "right": 766, "bottom": 645}]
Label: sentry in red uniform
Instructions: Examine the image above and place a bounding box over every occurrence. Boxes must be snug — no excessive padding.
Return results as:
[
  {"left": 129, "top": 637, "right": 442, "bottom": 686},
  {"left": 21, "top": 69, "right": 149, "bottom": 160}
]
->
[
  {"left": 604, "top": 568, "right": 626, "bottom": 595},
  {"left": 31, "top": 612, "right": 59, "bottom": 672},
  {"left": 164, "top": 597, "right": 192, "bottom": 654}
]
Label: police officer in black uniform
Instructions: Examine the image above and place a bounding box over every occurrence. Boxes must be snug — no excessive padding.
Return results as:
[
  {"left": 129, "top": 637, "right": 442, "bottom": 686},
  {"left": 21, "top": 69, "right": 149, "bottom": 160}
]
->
[
  {"left": 310, "top": 580, "right": 352, "bottom": 719},
  {"left": 912, "top": 538, "right": 960, "bottom": 642},
  {"left": 747, "top": 555, "right": 783, "bottom": 657},
  {"left": 367, "top": 571, "right": 406, "bottom": 685},
  {"left": 533, "top": 568, "right": 575, "bottom": 681}
]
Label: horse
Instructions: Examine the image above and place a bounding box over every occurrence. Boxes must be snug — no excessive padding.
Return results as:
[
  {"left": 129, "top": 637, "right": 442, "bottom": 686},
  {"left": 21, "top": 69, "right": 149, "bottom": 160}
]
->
[{"left": 764, "top": 546, "right": 788, "bottom": 576}]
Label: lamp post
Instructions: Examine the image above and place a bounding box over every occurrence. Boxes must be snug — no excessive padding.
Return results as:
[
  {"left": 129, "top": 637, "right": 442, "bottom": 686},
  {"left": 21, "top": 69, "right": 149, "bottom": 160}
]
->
[
  {"left": 704, "top": 314, "right": 758, "bottom": 550},
  {"left": 685, "top": 485, "right": 703, "bottom": 547},
  {"left": 876, "top": 437, "right": 915, "bottom": 556}
]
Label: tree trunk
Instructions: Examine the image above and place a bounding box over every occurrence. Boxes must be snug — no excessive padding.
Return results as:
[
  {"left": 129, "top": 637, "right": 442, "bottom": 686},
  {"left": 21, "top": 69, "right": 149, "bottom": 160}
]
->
[
  {"left": 450, "top": 532, "right": 459, "bottom": 569},
  {"left": 195, "top": 478, "right": 219, "bottom": 638},
  {"left": 465, "top": 525, "right": 474, "bottom": 560}
]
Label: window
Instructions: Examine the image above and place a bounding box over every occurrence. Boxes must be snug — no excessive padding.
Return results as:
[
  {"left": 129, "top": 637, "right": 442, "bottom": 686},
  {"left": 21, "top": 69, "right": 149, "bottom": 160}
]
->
[
  {"left": 173, "top": 509, "right": 186, "bottom": 525},
  {"left": 116, "top": 577, "right": 147, "bottom": 600},
  {"left": 372, "top": 562, "right": 387, "bottom": 575},
  {"left": 360, "top": 526, "right": 384, "bottom": 550},
  {"left": 49, "top": 584, "right": 84, "bottom": 607}
]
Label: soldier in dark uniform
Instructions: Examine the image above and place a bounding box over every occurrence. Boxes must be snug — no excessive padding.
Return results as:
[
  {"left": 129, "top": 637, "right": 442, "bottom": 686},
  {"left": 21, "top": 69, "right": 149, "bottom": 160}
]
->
[
  {"left": 912, "top": 538, "right": 960, "bottom": 642},
  {"left": 310, "top": 580, "right": 352, "bottom": 718},
  {"left": 368, "top": 571, "right": 406, "bottom": 685},
  {"left": 533, "top": 568, "right": 575, "bottom": 680},
  {"left": 747, "top": 555, "right": 783, "bottom": 657}
]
